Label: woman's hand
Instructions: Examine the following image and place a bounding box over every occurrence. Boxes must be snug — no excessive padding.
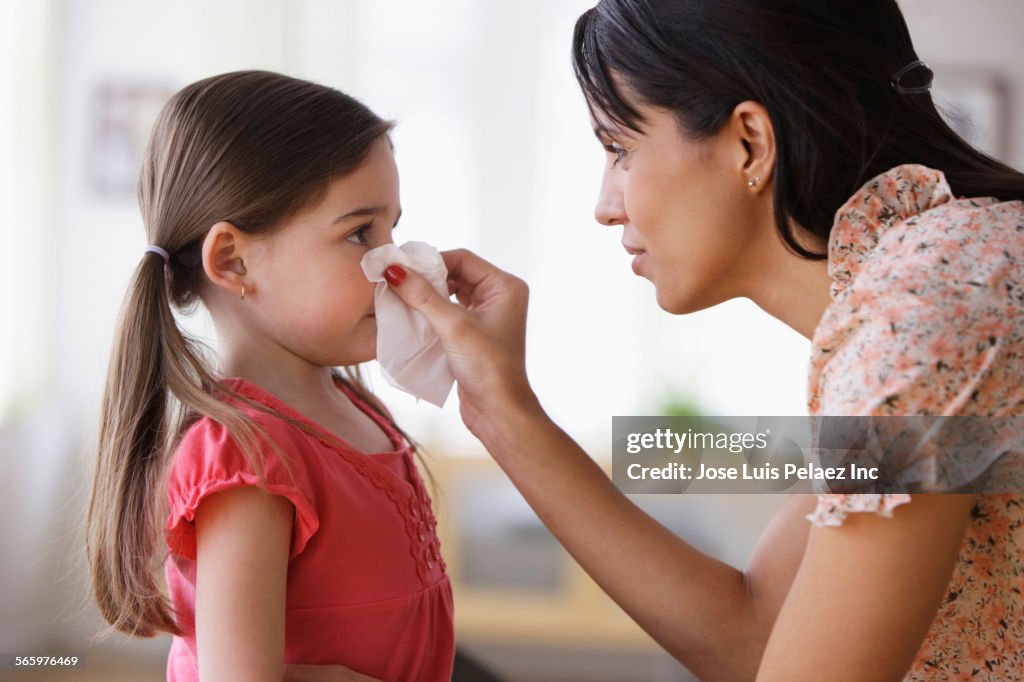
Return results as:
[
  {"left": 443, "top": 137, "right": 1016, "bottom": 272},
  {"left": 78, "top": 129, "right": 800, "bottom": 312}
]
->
[
  {"left": 385, "top": 248, "right": 539, "bottom": 439},
  {"left": 283, "top": 664, "right": 383, "bottom": 681}
]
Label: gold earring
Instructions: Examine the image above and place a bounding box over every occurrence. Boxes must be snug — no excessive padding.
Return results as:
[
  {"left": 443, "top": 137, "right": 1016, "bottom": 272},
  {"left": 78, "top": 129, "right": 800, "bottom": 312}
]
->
[
  {"left": 240, "top": 284, "right": 246, "bottom": 301},
  {"left": 747, "top": 176, "right": 760, "bottom": 188}
]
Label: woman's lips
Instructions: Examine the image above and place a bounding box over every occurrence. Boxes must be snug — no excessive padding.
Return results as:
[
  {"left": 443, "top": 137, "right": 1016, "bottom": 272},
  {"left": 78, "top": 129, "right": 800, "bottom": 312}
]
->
[
  {"left": 631, "top": 252, "right": 647, "bottom": 275},
  {"left": 623, "top": 243, "right": 647, "bottom": 275}
]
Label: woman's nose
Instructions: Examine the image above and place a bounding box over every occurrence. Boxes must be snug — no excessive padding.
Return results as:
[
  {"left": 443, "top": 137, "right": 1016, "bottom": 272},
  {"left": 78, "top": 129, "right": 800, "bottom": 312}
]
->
[{"left": 594, "top": 169, "right": 626, "bottom": 226}]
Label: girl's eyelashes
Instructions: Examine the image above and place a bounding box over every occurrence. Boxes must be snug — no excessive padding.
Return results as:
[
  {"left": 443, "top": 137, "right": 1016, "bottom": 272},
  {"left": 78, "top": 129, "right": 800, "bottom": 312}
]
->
[
  {"left": 344, "top": 222, "right": 374, "bottom": 246},
  {"left": 342, "top": 213, "right": 399, "bottom": 247}
]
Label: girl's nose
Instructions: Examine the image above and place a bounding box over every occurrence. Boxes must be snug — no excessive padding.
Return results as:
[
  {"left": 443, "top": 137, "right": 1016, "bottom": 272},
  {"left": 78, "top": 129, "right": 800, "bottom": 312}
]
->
[{"left": 594, "top": 169, "right": 626, "bottom": 227}]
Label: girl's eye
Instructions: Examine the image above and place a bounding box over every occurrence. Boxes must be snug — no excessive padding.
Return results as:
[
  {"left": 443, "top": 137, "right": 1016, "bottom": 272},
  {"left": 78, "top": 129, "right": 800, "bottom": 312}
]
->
[
  {"left": 603, "top": 143, "right": 628, "bottom": 167},
  {"left": 344, "top": 223, "right": 373, "bottom": 246}
]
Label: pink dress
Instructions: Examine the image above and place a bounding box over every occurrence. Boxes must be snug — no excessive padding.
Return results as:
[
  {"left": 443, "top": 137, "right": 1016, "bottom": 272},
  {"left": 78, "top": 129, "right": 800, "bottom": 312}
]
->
[
  {"left": 806, "top": 164, "right": 1024, "bottom": 679},
  {"left": 163, "top": 378, "right": 454, "bottom": 681}
]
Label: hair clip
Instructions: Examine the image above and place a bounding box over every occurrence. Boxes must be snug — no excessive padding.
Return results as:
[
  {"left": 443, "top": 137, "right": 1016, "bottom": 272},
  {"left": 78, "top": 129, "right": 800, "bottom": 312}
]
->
[{"left": 891, "top": 60, "right": 933, "bottom": 95}]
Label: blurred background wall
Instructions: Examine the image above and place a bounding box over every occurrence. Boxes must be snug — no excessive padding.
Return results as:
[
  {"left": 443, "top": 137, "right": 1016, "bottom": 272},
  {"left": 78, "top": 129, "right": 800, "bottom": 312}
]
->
[{"left": 0, "top": 1, "right": 1021, "bottom": 680}]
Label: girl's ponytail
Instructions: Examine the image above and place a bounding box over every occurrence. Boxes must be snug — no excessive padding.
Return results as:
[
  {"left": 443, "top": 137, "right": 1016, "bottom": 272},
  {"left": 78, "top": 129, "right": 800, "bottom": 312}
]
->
[{"left": 87, "top": 253, "right": 183, "bottom": 637}]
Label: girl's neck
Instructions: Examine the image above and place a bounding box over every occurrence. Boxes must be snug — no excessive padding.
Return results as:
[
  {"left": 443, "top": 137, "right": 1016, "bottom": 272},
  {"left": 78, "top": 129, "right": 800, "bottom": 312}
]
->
[
  {"left": 218, "top": 348, "right": 343, "bottom": 413},
  {"left": 219, "top": 347, "right": 399, "bottom": 454}
]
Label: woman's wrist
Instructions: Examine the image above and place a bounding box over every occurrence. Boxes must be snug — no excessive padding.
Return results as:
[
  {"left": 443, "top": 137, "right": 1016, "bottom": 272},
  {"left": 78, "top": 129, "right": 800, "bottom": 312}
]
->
[{"left": 472, "top": 382, "right": 550, "bottom": 459}]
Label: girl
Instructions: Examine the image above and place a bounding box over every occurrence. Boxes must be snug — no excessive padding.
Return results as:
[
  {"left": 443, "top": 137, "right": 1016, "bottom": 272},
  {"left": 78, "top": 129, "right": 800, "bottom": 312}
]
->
[
  {"left": 85, "top": 70, "right": 453, "bottom": 682},
  {"left": 381, "top": 1, "right": 1024, "bottom": 680}
]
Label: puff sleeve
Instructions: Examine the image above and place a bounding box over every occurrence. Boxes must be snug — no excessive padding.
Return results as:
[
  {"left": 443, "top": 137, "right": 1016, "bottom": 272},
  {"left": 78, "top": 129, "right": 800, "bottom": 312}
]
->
[
  {"left": 807, "top": 205, "right": 1016, "bottom": 526},
  {"left": 165, "top": 414, "right": 320, "bottom": 560}
]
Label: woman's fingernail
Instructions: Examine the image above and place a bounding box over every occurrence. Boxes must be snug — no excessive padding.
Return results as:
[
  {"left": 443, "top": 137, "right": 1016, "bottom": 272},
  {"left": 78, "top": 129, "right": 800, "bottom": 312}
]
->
[{"left": 384, "top": 264, "right": 407, "bottom": 287}]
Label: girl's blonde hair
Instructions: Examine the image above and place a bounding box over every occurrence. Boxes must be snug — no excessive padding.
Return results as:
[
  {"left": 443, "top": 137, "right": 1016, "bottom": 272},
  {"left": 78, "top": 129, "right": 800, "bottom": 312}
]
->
[{"left": 86, "top": 71, "right": 397, "bottom": 638}]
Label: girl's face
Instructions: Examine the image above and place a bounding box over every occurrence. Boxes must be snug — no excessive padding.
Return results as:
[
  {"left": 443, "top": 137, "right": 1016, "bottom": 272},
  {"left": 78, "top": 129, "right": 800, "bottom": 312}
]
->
[
  {"left": 591, "top": 99, "right": 768, "bottom": 314},
  {"left": 243, "top": 137, "right": 400, "bottom": 367}
]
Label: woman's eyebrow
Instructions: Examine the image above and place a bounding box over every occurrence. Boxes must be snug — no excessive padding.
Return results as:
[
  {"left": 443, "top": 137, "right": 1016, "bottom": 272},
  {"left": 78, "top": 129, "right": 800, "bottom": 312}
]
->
[{"left": 593, "top": 122, "right": 633, "bottom": 141}]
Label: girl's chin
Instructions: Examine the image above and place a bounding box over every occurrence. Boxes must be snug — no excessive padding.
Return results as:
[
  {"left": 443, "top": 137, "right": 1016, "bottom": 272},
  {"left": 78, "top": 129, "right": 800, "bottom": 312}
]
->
[{"left": 331, "top": 338, "right": 377, "bottom": 367}]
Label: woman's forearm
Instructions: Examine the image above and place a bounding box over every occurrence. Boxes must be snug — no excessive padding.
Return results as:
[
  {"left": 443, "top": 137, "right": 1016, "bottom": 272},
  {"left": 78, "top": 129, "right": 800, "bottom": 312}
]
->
[
  {"left": 480, "top": 396, "right": 773, "bottom": 681},
  {"left": 379, "top": 253, "right": 775, "bottom": 676}
]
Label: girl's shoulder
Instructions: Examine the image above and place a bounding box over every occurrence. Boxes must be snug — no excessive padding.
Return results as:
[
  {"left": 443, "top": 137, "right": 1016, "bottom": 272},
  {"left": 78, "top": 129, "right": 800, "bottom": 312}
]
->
[
  {"left": 166, "top": 381, "right": 322, "bottom": 561},
  {"left": 172, "top": 382, "right": 316, "bottom": 468},
  {"left": 168, "top": 379, "right": 329, "bottom": 504}
]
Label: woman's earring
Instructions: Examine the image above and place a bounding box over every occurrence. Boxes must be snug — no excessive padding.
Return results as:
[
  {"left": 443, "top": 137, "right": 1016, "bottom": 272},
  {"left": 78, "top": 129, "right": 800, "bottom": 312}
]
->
[
  {"left": 240, "top": 284, "right": 246, "bottom": 301},
  {"left": 747, "top": 176, "right": 760, "bottom": 188}
]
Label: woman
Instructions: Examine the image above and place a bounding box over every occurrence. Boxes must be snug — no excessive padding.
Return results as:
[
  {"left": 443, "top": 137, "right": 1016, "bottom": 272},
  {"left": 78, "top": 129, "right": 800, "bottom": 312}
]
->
[{"left": 385, "top": 1, "right": 1024, "bottom": 680}]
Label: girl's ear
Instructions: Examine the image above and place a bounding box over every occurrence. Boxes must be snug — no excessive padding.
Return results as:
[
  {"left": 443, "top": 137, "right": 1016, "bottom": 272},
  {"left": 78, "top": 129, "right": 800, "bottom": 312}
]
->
[{"left": 201, "top": 222, "right": 249, "bottom": 296}]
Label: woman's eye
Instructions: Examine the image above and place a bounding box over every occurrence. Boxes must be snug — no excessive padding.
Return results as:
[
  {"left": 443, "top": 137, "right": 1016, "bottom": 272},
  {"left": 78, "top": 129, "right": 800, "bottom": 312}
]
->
[
  {"left": 603, "top": 143, "right": 627, "bottom": 167},
  {"left": 344, "top": 223, "right": 373, "bottom": 246}
]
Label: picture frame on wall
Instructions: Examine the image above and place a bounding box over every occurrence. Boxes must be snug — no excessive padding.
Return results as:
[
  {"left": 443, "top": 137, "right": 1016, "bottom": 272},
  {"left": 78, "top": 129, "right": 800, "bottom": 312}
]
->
[
  {"left": 932, "top": 66, "right": 1012, "bottom": 162},
  {"left": 85, "top": 80, "right": 176, "bottom": 200}
]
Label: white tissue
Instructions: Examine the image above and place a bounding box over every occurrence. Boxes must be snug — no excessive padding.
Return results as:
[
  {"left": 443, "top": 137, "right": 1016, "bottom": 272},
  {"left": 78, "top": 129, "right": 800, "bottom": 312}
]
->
[{"left": 360, "top": 241, "right": 454, "bottom": 407}]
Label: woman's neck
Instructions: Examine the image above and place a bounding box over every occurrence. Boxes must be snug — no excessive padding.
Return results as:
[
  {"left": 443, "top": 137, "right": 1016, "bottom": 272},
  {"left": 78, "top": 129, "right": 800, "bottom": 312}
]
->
[
  {"left": 752, "top": 254, "right": 833, "bottom": 339},
  {"left": 741, "top": 221, "right": 834, "bottom": 340}
]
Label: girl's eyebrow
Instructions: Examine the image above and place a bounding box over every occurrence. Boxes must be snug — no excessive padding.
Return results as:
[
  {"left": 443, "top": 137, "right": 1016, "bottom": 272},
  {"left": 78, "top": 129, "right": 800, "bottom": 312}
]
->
[
  {"left": 332, "top": 206, "right": 403, "bottom": 225},
  {"left": 332, "top": 206, "right": 384, "bottom": 224}
]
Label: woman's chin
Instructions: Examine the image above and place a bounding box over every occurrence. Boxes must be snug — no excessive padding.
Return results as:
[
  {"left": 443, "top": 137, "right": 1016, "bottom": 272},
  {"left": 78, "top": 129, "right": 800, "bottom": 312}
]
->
[{"left": 654, "top": 285, "right": 712, "bottom": 315}]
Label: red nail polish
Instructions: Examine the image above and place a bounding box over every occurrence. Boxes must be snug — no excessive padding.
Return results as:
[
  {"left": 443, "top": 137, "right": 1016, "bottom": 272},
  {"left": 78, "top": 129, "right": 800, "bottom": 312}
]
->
[{"left": 384, "top": 264, "right": 407, "bottom": 287}]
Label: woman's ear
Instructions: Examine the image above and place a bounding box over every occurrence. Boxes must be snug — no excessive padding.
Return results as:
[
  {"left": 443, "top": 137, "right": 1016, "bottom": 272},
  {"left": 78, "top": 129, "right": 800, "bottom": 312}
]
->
[
  {"left": 730, "top": 100, "right": 776, "bottom": 193},
  {"left": 201, "top": 222, "right": 249, "bottom": 296}
]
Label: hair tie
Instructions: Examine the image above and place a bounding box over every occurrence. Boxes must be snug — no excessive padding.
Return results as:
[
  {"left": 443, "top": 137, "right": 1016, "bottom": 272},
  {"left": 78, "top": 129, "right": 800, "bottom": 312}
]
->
[
  {"left": 891, "top": 60, "right": 933, "bottom": 95},
  {"left": 145, "top": 245, "right": 171, "bottom": 264}
]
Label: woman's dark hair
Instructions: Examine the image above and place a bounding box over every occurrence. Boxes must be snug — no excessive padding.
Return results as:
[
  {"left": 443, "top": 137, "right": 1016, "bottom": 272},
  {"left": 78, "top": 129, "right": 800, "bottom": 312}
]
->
[
  {"left": 86, "top": 70, "right": 399, "bottom": 638},
  {"left": 573, "top": 0, "right": 1024, "bottom": 258}
]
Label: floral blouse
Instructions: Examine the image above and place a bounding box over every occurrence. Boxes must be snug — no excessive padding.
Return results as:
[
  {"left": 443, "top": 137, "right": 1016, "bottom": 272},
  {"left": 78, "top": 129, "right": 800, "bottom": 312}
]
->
[{"left": 806, "top": 164, "right": 1024, "bottom": 680}]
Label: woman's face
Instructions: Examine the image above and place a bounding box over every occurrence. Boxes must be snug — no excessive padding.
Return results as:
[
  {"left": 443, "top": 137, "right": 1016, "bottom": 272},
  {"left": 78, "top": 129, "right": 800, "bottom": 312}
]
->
[{"left": 592, "top": 99, "right": 767, "bottom": 314}]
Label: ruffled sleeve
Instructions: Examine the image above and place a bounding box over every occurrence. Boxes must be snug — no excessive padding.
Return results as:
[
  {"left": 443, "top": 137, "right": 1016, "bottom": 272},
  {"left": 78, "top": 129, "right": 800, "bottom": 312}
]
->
[
  {"left": 807, "top": 287, "right": 1002, "bottom": 526},
  {"left": 806, "top": 493, "right": 912, "bottom": 527},
  {"left": 165, "top": 413, "right": 320, "bottom": 560},
  {"left": 807, "top": 168, "right": 1017, "bottom": 527}
]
